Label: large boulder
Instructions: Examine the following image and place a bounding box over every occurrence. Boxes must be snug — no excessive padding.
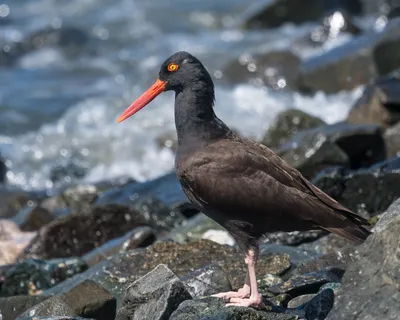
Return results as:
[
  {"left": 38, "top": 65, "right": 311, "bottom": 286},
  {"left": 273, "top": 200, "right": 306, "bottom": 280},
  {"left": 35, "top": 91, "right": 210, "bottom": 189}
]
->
[
  {"left": 0, "top": 295, "right": 50, "bottom": 320},
  {"left": 326, "top": 205, "right": 400, "bottom": 319}
]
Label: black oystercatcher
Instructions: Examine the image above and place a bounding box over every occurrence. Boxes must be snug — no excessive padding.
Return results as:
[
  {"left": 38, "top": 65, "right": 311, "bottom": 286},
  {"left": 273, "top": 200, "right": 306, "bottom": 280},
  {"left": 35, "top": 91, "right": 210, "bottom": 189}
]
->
[{"left": 117, "top": 51, "right": 371, "bottom": 308}]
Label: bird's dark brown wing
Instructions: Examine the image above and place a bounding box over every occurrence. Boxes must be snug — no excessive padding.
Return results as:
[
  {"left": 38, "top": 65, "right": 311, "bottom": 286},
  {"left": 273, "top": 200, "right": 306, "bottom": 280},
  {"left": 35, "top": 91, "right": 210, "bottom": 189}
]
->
[{"left": 176, "top": 138, "right": 370, "bottom": 236}]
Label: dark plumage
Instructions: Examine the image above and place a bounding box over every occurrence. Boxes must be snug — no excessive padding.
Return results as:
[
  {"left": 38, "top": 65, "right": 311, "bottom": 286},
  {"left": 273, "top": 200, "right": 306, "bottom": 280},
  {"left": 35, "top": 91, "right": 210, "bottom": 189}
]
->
[{"left": 117, "top": 51, "right": 371, "bottom": 308}]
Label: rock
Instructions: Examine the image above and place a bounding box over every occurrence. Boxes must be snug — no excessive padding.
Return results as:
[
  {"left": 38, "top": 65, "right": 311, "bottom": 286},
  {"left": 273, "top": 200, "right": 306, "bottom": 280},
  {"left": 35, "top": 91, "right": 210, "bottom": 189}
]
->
[
  {"left": 313, "top": 158, "right": 400, "bottom": 216},
  {"left": 221, "top": 51, "right": 301, "bottom": 90},
  {"left": 61, "top": 185, "right": 99, "bottom": 214},
  {"left": 0, "top": 295, "right": 50, "bottom": 320},
  {"left": 301, "top": 288, "right": 334, "bottom": 320},
  {"left": 44, "top": 240, "right": 291, "bottom": 306},
  {"left": 347, "top": 73, "right": 400, "bottom": 128},
  {"left": 201, "top": 229, "right": 235, "bottom": 246},
  {"left": 181, "top": 264, "right": 232, "bottom": 298},
  {"left": 93, "top": 176, "right": 136, "bottom": 192},
  {"left": 372, "top": 197, "right": 400, "bottom": 232},
  {"left": 318, "top": 282, "right": 341, "bottom": 294},
  {"left": 262, "top": 230, "right": 327, "bottom": 246},
  {"left": 277, "top": 122, "right": 385, "bottom": 179},
  {"left": 170, "top": 297, "right": 298, "bottom": 320},
  {"left": 384, "top": 122, "right": 400, "bottom": 158},
  {"left": 19, "top": 280, "right": 116, "bottom": 320},
  {"left": 260, "top": 244, "right": 321, "bottom": 266},
  {"left": 95, "top": 172, "right": 186, "bottom": 208},
  {"left": 167, "top": 213, "right": 227, "bottom": 244},
  {"left": 327, "top": 215, "right": 400, "bottom": 320},
  {"left": 299, "top": 233, "right": 356, "bottom": 256},
  {"left": 82, "top": 226, "right": 156, "bottom": 266},
  {"left": 0, "top": 154, "right": 6, "bottom": 184},
  {"left": 12, "top": 204, "right": 54, "bottom": 231},
  {"left": 1, "top": 257, "right": 87, "bottom": 297},
  {"left": 132, "top": 197, "right": 186, "bottom": 232},
  {"left": 269, "top": 268, "right": 343, "bottom": 296},
  {"left": 262, "top": 109, "right": 326, "bottom": 149},
  {"left": 0, "top": 188, "right": 35, "bottom": 219},
  {"left": 116, "top": 264, "right": 191, "bottom": 320},
  {"left": 17, "top": 317, "right": 94, "bottom": 320},
  {"left": 287, "top": 294, "right": 316, "bottom": 308},
  {"left": 19, "top": 204, "right": 148, "bottom": 260}
]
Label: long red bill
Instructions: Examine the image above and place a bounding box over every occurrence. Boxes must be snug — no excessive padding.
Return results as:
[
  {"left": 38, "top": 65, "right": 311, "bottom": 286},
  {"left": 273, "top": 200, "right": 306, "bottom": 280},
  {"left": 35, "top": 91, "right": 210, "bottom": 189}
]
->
[{"left": 116, "top": 78, "right": 166, "bottom": 123}]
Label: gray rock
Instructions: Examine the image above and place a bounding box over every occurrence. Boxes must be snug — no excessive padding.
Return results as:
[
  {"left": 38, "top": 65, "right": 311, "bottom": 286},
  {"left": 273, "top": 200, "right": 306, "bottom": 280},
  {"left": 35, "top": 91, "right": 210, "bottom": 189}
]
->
[
  {"left": 326, "top": 215, "right": 400, "bottom": 320},
  {"left": 170, "top": 297, "right": 298, "bottom": 320},
  {"left": 221, "top": 51, "right": 301, "bottom": 90},
  {"left": 287, "top": 294, "right": 316, "bottom": 308},
  {"left": 181, "top": 264, "right": 232, "bottom": 298},
  {"left": 0, "top": 295, "right": 50, "bottom": 320},
  {"left": 373, "top": 197, "right": 400, "bottom": 232},
  {"left": 19, "top": 204, "right": 148, "bottom": 260},
  {"left": 18, "top": 317, "right": 94, "bottom": 320},
  {"left": 313, "top": 158, "right": 400, "bottom": 216},
  {"left": 262, "top": 109, "right": 326, "bottom": 149},
  {"left": 20, "top": 280, "right": 116, "bottom": 320},
  {"left": 62, "top": 185, "right": 99, "bottom": 214},
  {"left": 12, "top": 204, "right": 54, "bottom": 231},
  {"left": 116, "top": 264, "right": 191, "bottom": 320},
  {"left": 384, "top": 122, "right": 400, "bottom": 158}
]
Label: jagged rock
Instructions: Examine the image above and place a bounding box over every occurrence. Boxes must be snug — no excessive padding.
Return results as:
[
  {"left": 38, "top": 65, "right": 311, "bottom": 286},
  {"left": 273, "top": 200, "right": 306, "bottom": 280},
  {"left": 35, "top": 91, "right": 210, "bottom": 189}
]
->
[
  {"left": 277, "top": 122, "right": 385, "bottom": 179},
  {"left": 301, "top": 289, "right": 335, "bottom": 320},
  {"left": 19, "top": 280, "right": 116, "bottom": 320},
  {"left": 82, "top": 226, "right": 156, "bottom": 266},
  {"left": 0, "top": 189, "right": 36, "bottom": 219},
  {"left": 373, "top": 197, "right": 400, "bottom": 232},
  {"left": 17, "top": 317, "right": 94, "bottom": 320},
  {"left": 326, "top": 215, "right": 400, "bottom": 319},
  {"left": 12, "top": 204, "right": 54, "bottom": 231},
  {"left": 61, "top": 185, "right": 99, "bottom": 214},
  {"left": 313, "top": 158, "right": 400, "bottom": 216},
  {"left": 116, "top": 264, "right": 191, "bottom": 320},
  {"left": 1, "top": 258, "right": 87, "bottom": 297},
  {"left": 384, "top": 122, "right": 400, "bottom": 158},
  {"left": 44, "top": 240, "right": 291, "bottom": 306},
  {"left": 0, "top": 295, "right": 50, "bottom": 320},
  {"left": 287, "top": 294, "right": 316, "bottom": 308},
  {"left": 222, "top": 51, "right": 301, "bottom": 90},
  {"left": 170, "top": 296, "right": 298, "bottom": 320},
  {"left": 19, "top": 204, "right": 148, "bottom": 260},
  {"left": 181, "top": 264, "right": 232, "bottom": 298},
  {"left": 262, "top": 109, "right": 326, "bottom": 149},
  {"left": 347, "top": 73, "right": 400, "bottom": 128}
]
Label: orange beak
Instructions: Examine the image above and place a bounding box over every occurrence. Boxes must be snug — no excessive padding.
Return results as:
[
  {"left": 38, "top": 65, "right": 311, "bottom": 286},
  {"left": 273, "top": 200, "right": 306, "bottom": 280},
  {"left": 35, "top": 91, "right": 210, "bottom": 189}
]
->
[{"left": 116, "top": 79, "right": 167, "bottom": 123}]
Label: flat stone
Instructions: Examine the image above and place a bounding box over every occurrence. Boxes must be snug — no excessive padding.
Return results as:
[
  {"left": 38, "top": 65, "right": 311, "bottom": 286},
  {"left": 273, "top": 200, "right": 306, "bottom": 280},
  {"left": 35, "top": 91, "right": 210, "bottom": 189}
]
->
[
  {"left": 116, "top": 264, "right": 191, "bottom": 320},
  {"left": 287, "top": 294, "right": 316, "bottom": 308}
]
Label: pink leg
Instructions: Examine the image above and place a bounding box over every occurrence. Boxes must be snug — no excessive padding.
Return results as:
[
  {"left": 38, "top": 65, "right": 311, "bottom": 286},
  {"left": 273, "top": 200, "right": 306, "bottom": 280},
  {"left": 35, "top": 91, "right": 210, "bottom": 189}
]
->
[
  {"left": 226, "top": 247, "right": 264, "bottom": 308},
  {"left": 212, "top": 271, "right": 250, "bottom": 300}
]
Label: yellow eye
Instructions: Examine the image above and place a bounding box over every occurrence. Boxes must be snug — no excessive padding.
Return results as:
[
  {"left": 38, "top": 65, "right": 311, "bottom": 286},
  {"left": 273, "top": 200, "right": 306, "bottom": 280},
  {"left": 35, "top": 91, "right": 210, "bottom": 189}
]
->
[{"left": 167, "top": 63, "right": 179, "bottom": 72}]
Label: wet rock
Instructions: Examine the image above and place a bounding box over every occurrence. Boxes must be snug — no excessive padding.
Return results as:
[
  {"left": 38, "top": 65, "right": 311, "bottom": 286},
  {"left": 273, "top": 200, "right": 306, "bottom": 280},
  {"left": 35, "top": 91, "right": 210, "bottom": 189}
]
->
[
  {"left": 2, "top": 26, "right": 89, "bottom": 67},
  {"left": 40, "top": 195, "right": 69, "bottom": 217},
  {"left": 0, "top": 220, "right": 36, "bottom": 266},
  {"left": 167, "top": 213, "right": 227, "bottom": 244},
  {"left": 277, "top": 122, "right": 385, "bottom": 179},
  {"left": 258, "top": 274, "right": 284, "bottom": 294},
  {"left": 262, "top": 109, "right": 326, "bottom": 149},
  {"left": 82, "top": 226, "right": 156, "bottom": 266},
  {"left": 44, "top": 240, "right": 290, "bottom": 306},
  {"left": 93, "top": 176, "right": 136, "bottom": 192},
  {"left": 269, "top": 269, "right": 343, "bottom": 296},
  {"left": 19, "top": 204, "right": 148, "bottom": 260},
  {"left": 318, "top": 282, "right": 341, "bottom": 294},
  {"left": 61, "top": 185, "right": 99, "bottom": 214},
  {"left": 262, "top": 230, "right": 326, "bottom": 246},
  {"left": 384, "top": 122, "right": 400, "bottom": 158},
  {"left": 13, "top": 204, "right": 54, "bottom": 231},
  {"left": 313, "top": 158, "right": 400, "bottom": 216},
  {"left": 372, "top": 197, "right": 400, "bottom": 232},
  {"left": 132, "top": 197, "right": 186, "bottom": 232},
  {"left": 181, "top": 264, "right": 232, "bottom": 298},
  {"left": 17, "top": 317, "right": 94, "bottom": 320},
  {"left": 222, "top": 51, "right": 301, "bottom": 90},
  {"left": 327, "top": 215, "right": 400, "bottom": 320},
  {"left": 19, "top": 280, "right": 116, "bottom": 320},
  {"left": 170, "top": 296, "right": 298, "bottom": 320},
  {"left": 347, "top": 73, "right": 400, "bottom": 128},
  {"left": 116, "top": 264, "right": 191, "bottom": 320},
  {"left": 95, "top": 172, "right": 187, "bottom": 208},
  {"left": 260, "top": 244, "right": 320, "bottom": 266},
  {"left": 0, "top": 295, "right": 50, "bottom": 320},
  {"left": 1, "top": 257, "right": 87, "bottom": 297},
  {"left": 301, "top": 288, "right": 334, "bottom": 320},
  {"left": 287, "top": 294, "right": 316, "bottom": 308},
  {"left": 0, "top": 188, "right": 35, "bottom": 219}
]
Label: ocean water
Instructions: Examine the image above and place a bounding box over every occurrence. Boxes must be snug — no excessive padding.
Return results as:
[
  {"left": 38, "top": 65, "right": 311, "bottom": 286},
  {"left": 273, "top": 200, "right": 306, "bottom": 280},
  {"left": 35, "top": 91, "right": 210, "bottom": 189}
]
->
[{"left": 0, "top": 0, "right": 365, "bottom": 190}]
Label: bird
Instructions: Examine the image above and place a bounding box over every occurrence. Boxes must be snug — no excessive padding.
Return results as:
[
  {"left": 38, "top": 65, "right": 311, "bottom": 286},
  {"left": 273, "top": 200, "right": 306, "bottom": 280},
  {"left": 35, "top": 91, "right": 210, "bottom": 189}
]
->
[{"left": 116, "top": 51, "right": 371, "bottom": 308}]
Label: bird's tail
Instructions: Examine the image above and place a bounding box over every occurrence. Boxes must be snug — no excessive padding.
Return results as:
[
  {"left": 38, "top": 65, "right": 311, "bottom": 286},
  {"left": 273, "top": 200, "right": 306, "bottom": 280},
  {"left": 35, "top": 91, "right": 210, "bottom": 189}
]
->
[{"left": 323, "top": 224, "right": 372, "bottom": 244}]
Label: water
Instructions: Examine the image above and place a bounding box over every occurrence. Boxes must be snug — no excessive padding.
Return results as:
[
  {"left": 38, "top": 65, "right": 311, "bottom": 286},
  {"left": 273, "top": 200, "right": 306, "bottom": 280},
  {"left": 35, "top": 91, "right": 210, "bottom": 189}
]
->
[{"left": 0, "top": 0, "right": 364, "bottom": 190}]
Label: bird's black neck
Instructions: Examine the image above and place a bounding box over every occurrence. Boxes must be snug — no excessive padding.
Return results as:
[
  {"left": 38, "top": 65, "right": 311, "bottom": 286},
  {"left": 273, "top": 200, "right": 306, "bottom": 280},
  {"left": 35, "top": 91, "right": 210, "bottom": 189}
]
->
[{"left": 174, "top": 84, "right": 232, "bottom": 147}]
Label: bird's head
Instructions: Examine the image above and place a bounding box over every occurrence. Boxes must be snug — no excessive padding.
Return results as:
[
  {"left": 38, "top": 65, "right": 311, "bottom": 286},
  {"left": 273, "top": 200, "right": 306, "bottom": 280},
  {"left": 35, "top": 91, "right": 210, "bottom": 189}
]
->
[{"left": 117, "top": 51, "right": 213, "bottom": 123}]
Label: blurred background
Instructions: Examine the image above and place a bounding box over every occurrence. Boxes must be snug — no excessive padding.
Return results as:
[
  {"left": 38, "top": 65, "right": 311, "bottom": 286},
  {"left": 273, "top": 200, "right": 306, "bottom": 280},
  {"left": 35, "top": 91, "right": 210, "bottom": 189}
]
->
[{"left": 0, "top": 0, "right": 398, "bottom": 191}]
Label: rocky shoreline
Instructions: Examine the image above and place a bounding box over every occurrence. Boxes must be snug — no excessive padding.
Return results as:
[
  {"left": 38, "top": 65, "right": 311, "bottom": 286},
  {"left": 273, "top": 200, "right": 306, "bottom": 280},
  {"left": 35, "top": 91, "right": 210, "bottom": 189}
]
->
[{"left": 1, "top": 1, "right": 400, "bottom": 320}]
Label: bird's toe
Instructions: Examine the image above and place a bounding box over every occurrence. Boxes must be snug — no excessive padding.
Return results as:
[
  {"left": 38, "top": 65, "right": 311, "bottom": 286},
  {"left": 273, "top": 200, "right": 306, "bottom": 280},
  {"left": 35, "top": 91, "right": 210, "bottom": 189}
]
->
[
  {"left": 225, "top": 295, "right": 264, "bottom": 308},
  {"left": 212, "top": 289, "right": 250, "bottom": 301}
]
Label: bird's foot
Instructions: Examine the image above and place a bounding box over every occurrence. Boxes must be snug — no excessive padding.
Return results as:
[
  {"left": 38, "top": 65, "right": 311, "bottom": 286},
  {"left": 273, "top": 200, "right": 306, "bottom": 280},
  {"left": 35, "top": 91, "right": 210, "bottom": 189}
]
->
[
  {"left": 212, "top": 287, "right": 250, "bottom": 301},
  {"left": 225, "top": 294, "right": 264, "bottom": 308}
]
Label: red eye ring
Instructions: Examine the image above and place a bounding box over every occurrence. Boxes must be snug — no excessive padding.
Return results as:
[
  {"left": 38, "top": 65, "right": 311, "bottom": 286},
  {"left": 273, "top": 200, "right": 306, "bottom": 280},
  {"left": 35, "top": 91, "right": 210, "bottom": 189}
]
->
[{"left": 168, "top": 63, "right": 179, "bottom": 72}]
